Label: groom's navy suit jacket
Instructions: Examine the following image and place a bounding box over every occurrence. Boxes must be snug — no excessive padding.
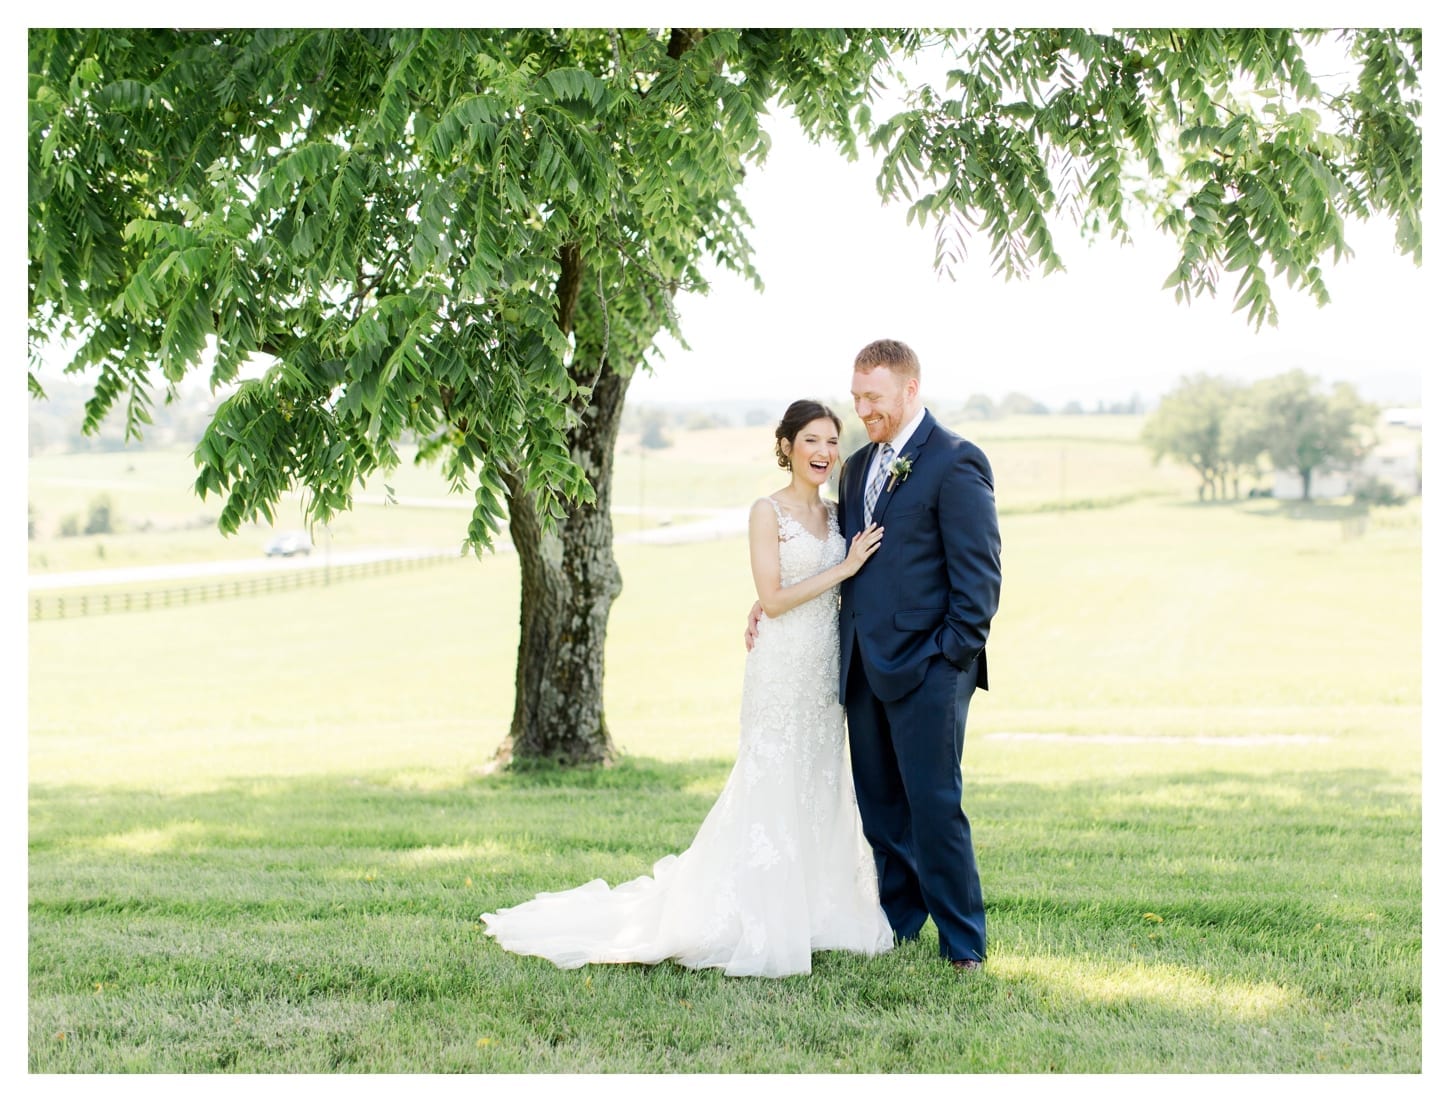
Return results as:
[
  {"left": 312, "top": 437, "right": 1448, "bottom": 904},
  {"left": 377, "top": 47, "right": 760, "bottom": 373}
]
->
[{"left": 839, "top": 409, "right": 1001, "bottom": 705}]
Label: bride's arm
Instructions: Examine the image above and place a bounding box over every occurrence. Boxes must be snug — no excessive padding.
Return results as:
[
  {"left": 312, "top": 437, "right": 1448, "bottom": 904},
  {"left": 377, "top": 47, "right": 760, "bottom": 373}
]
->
[{"left": 748, "top": 499, "right": 883, "bottom": 619}]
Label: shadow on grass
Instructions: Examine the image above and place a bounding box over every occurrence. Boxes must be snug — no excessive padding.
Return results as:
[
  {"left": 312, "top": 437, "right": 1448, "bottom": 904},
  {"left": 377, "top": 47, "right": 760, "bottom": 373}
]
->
[
  {"left": 29, "top": 757, "right": 1419, "bottom": 923},
  {"left": 29, "top": 756, "right": 1417, "bottom": 846},
  {"left": 1167, "top": 497, "right": 1372, "bottom": 523},
  {"left": 481, "top": 755, "right": 732, "bottom": 790},
  {"left": 28, "top": 755, "right": 735, "bottom": 863}
]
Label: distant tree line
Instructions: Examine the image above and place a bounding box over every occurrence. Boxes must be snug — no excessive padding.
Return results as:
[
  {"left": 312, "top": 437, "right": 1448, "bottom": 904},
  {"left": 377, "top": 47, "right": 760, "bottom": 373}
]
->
[
  {"left": 31, "top": 494, "right": 117, "bottom": 542},
  {"left": 1141, "top": 369, "right": 1379, "bottom": 501},
  {"left": 958, "top": 393, "right": 1146, "bottom": 419}
]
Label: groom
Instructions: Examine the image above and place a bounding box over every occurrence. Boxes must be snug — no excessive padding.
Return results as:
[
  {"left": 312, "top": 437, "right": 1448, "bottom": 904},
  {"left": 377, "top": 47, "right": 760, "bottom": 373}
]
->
[
  {"left": 838, "top": 338, "right": 1000, "bottom": 969},
  {"left": 752, "top": 338, "right": 1001, "bottom": 968}
]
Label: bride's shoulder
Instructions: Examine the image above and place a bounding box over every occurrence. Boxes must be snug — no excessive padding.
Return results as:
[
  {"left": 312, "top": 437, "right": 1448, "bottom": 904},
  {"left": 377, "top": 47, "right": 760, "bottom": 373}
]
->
[
  {"left": 751, "top": 495, "right": 783, "bottom": 516},
  {"left": 749, "top": 496, "right": 784, "bottom": 528}
]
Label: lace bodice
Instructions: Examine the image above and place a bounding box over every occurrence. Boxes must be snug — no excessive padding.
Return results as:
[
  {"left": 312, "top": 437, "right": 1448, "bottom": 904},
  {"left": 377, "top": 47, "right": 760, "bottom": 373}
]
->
[{"left": 764, "top": 495, "right": 845, "bottom": 597}]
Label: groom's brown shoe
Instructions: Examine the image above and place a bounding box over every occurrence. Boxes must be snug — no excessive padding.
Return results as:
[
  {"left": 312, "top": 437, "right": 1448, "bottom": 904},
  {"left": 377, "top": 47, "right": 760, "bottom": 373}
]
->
[{"left": 950, "top": 958, "right": 982, "bottom": 971}]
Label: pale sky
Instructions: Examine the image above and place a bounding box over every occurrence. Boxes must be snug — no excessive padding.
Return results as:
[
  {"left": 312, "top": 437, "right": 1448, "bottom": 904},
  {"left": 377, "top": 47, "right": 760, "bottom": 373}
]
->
[{"left": 631, "top": 101, "right": 1428, "bottom": 412}]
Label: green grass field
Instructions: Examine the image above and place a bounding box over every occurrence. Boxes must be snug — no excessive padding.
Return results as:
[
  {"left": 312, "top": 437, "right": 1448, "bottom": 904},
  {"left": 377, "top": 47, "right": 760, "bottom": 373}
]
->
[{"left": 27, "top": 416, "right": 1422, "bottom": 1072}]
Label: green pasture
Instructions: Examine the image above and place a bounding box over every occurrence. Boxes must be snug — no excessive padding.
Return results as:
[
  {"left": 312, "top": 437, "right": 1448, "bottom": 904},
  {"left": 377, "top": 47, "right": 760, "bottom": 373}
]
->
[
  {"left": 27, "top": 445, "right": 469, "bottom": 574},
  {"left": 27, "top": 417, "right": 1421, "bottom": 1072}
]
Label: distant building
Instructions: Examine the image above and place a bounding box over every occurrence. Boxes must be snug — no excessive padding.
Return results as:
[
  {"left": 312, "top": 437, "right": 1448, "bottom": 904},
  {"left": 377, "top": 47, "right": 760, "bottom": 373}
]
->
[
  {"left": 1271, "top": 438, "right": 1421, "bottom": 500},
  {"left": 1356, "top": 441, "right": 1421, "bottom": 497},
  {"left": 1384, "top": 407, "right": 1423, "bottom": 429}
]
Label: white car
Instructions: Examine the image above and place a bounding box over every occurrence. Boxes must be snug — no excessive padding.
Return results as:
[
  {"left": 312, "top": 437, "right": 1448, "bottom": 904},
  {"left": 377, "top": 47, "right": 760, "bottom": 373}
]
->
[{"left": 265, "top": 531, "right": 312, "bottom": 557}]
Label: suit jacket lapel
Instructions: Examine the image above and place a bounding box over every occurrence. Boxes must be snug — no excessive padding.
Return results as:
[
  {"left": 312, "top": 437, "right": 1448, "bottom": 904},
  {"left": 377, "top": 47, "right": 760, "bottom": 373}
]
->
[{"left": 870, "top": 410, "right": 939, "bottom": 527}]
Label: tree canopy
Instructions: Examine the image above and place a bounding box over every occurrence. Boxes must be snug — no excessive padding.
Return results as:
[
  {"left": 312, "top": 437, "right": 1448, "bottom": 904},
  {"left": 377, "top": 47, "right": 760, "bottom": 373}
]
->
[
  {"left": 1141, "top": 372, "right": 1246, "bottom": 499},
  {"left": 30, "top": 28, "right": 1421, "bottom": 543},
  {"left": 29, "top": 28, "right": 906, "bottom": 546},
  {"left": 1252, "top": 369, "right": 1380, "bottom": 499}
]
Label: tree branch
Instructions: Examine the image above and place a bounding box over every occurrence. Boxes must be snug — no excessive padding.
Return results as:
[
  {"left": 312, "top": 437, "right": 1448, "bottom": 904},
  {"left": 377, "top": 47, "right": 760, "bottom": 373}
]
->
[
  {"left": 554, "top": 241, "right": 584, "bottom": 335},
  {"left": 667, "top": 28, "right": 703, "bottom": 61}
]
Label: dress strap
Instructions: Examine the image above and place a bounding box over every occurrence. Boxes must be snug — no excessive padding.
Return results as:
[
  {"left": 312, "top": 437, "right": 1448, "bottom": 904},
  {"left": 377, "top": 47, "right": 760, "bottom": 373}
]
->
[{"left": 765, "top": 495, "right": 796, "bottom": 541}]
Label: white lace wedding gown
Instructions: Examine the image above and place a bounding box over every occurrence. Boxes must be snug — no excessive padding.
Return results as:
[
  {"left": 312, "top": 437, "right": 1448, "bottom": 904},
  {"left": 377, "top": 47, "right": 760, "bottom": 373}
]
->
[{"left": 480, "top": 498, "right": 893, "bottom": 977}]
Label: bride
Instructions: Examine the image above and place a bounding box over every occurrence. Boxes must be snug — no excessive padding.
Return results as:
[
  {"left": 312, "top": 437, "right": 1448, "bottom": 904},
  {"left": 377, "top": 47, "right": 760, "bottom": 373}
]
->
[{"left": 481, "top": 399, "right": 893, "bottom": 977}]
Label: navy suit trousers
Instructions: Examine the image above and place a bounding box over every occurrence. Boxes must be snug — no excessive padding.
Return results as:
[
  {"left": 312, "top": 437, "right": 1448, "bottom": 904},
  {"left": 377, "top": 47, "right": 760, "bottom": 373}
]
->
[{"left": 845, "top": 643, "right": 987, "bottom": 962}]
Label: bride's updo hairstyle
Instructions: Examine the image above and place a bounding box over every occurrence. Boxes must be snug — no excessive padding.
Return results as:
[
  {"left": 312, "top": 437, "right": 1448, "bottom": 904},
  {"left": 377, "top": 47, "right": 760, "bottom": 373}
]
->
[{"left": 774, "top": 399, "right": 843, "bottom": 470}]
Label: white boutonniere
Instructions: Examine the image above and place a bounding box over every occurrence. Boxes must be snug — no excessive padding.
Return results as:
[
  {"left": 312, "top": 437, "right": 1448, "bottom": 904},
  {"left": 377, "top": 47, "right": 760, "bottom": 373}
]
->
[{"left": 886, "top": 455, "right": 913, "bottom": 493}]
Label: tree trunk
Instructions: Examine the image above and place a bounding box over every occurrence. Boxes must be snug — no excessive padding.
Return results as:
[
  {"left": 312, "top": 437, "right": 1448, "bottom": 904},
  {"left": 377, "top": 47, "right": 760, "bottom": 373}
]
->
[
  {"left": 495, "top": 366, "right": 630, "bottom": 767},
  {"left": 490, "top": 30, "right": 701, "bottom": 769},
  {"left": 1300, "top": 468, "right": 1313, "bottom": 501}
]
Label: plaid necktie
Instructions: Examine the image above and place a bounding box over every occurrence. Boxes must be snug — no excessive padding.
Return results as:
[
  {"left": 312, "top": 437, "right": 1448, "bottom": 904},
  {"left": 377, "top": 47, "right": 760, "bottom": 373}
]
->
[{"left": 864, "top": 443, "right": 894, "bottom": 519}]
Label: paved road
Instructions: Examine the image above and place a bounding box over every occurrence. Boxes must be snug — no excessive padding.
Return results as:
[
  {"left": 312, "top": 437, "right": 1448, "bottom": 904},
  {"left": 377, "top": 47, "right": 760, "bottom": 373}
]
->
[
  {"left": 621, "top": 507, "right": 748, "bottom": 544},
  {"left": 26, "top": 508, "right": 750, "bottom": 591}
]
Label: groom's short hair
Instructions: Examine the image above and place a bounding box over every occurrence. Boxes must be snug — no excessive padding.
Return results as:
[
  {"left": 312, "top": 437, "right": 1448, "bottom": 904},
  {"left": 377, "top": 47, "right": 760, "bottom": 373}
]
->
[{"left": 854, "top": 339, "right": 920, "bottom": 380}]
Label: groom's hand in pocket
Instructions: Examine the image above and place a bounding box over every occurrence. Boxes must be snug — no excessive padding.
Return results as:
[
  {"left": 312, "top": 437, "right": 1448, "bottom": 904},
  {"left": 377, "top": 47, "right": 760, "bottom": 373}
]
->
[{"left": 744, "top": 601, "right": 763, "bottom": 651}]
